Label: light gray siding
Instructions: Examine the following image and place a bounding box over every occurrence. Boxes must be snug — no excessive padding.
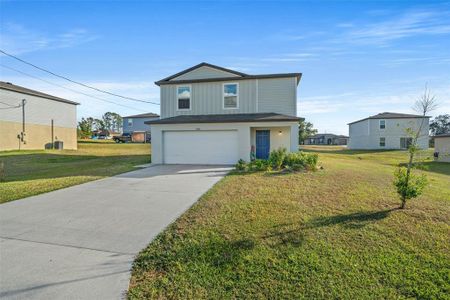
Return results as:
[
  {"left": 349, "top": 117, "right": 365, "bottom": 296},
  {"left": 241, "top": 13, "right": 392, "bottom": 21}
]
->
[
  {"left": 257, "top": 77, "right": 297, "bottom": 116},
  {"left": 160, "top": 77, "right": 297, "bottom": 118},
  {"left": 349, "top": 118, "right": 429, "bottom": 149},
  {"left": 0, "top": 89, "right": 77, "bottom": 128},
  {"left": 122, "top": 117, "right": 158, "bottom": 133},
  {"left": 171, "top": 66, "right": 240, "bottom": 81},
  {"left": 161, "top": 80, "right": 257, "bottom": 118}
]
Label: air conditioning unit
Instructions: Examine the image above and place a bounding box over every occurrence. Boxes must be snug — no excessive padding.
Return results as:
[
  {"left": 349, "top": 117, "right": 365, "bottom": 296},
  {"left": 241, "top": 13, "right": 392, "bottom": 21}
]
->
[{"left": 54, "top": 141, "right": 64, "bottom": 150}]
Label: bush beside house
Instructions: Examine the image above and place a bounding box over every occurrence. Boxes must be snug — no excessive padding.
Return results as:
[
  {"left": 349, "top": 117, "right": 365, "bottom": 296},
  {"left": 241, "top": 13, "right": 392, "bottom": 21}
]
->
[{"left": 236, "top": 148, "right": 319, "bottom": 172}]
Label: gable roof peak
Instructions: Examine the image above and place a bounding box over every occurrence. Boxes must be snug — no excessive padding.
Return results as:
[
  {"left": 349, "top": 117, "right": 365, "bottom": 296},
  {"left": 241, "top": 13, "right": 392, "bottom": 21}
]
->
[{"left": 155, "top": 62, "right": 248, "bottom": 84}]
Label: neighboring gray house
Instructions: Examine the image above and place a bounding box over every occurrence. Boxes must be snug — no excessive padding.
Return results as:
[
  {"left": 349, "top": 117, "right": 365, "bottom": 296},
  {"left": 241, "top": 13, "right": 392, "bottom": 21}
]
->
[
  {"left": 348, "top": 112, "right": 430, "bottom": 150},
  {"left": 305, "top": 133, "right": 348, "bottom": 145},
  {"left": 123, "top": 112, "right": 160, "bottom": 133},
  {"left": 146, "top": 63, "right": 301, "bottom": 164}
]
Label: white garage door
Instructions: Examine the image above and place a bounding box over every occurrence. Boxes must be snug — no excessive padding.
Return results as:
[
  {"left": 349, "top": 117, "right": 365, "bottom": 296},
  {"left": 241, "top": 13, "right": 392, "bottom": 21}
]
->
[{"left": 163, "top": 130, "right": 239, "bottom": 164}]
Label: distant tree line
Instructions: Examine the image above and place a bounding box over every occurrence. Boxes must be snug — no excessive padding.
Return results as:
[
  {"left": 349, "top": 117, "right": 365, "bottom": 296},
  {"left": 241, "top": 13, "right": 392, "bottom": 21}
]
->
[
  {"left": 430, "top": 114, "right": 450, "bottom": 135},
  {"left": 77, "top": 112, "right": 123, "bottom": 138},
  {"left": 298, "top": 120, "right": 318, "bottom": 144}
]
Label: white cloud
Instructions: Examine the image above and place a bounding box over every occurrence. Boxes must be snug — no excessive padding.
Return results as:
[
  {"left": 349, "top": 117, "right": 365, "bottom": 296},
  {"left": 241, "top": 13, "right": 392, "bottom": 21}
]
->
[
  {"left": 346, "top": 9, "right": 450, "bottom": 45},
  {"left": 0, "top": 23, "right": 98, "bottom": 54}
]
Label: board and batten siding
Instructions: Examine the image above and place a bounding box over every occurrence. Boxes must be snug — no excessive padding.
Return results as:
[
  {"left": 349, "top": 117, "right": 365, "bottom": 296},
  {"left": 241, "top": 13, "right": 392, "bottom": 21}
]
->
[
  {"left": 348, "top": 118, "right": 429, "bottom": 149},
  {"left": 123, "top": 117, "right": 158, "bottom": 133},
  {"left": 160, "top": 77, "right": 297, "bottom": 118},
  {"left": 257, "top": 77, "right": 297, "bottom": 116},
  {"left": 171, "top": 66, "right": 240, "bottom": 81}
]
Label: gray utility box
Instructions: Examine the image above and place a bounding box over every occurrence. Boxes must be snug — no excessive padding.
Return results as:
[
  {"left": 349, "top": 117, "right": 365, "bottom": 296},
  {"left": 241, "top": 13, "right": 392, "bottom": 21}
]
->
[{"left": 54, "top": 141, "right": 64, "bottom": 150}]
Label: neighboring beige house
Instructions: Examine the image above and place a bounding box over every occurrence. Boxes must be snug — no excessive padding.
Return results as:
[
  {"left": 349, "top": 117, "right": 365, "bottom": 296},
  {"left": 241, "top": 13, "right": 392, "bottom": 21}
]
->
[
  {"left": 304, "top": 133, "right": 348, "bottom": 145},
  {"left": 146, "top": 63, "right": 301, "bottom": 164},
  {"left": 434, "top": 134, "right": 450, "bottom": 162},
  {"left": 0, "top": 82, "right": 79, "bottom": 150},
  {"left": 348, "top": 112, "right": 430, "bottom": 150}
]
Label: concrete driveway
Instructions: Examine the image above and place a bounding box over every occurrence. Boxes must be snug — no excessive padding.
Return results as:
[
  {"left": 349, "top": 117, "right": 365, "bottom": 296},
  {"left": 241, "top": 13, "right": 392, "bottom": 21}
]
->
[{"left": 0, "top": 165, "right": 230, "bottom": 299}]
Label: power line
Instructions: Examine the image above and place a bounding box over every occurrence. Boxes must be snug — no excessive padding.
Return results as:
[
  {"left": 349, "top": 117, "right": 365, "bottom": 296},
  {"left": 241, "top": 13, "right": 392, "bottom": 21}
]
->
[
  {"left": 0, "top": 100, "right": 22, "bottom": 109},
  {"left": 0, "top": 64, "right": 148, "bottom": 113},
  {"left": 0, "top": 100, "right": 20, "bottom": 107},
  {"left": 0, "top": 49, "right": 159, "bottom": 105}
]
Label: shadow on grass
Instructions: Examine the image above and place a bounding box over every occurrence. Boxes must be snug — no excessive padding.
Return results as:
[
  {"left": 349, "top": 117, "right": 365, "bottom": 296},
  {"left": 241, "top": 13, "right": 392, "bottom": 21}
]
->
[
  {"left": 398, "top": 161, "right": 450, "bottom": 176},
  {"left": 262, "top": 208, "right": 397, "bottom": 247},
  {"left": 307, "top": 208, "right": 397, "bottom": 229}
]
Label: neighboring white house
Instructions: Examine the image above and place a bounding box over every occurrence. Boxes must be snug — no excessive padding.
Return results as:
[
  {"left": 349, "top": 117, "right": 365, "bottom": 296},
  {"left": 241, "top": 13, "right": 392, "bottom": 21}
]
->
[
  {"left": 348, "top": 112, "right": 430, "bottom": 150},
  {"left": 146, "top": 63, "right": 301, "bottom": 164},
  {"left": 0, "top": 81, "right": 78, "bottom": 150},
  {"left": 434, "top": 134, "right": 450, "bottom": 162}
]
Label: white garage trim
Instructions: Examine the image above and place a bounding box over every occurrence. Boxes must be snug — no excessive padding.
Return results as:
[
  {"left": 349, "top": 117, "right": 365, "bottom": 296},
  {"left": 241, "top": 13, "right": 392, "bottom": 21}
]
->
[{"left": 163, "top": 130, "right": 239, "bottom": 165}]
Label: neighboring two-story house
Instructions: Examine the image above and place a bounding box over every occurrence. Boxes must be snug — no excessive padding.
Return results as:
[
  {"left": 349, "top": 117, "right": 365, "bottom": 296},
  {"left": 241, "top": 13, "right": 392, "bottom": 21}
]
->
[
  {"left": 146, "top": 63, "right": 301, "bottom": 164},
  {"left": 0, "top": 81, "right": 78, "bottom": 150},
  {"left": 348, "top": 112, "right": 430, "bottom": 150},
  {"left": 122, "top": 112, "right": 159, "bottom": 142}
]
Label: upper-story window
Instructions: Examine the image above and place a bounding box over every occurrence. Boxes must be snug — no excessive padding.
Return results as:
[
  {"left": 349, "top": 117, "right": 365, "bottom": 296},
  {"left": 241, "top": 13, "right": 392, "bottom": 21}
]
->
[
  {"left": 177, "top": 85, "right": 191, "bottom": 110},
  {"left": 223, "top": 83, "right": 238, "bottom": 109},
  {"left": 379, "top": 120, "right": 386, "bottom": 129},
  {"left": 128, "top": 118, "right": 133, "bottom": 126}
]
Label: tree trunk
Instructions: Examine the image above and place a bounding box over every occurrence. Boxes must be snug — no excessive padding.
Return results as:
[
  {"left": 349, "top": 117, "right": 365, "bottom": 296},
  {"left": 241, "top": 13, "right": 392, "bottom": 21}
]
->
[{"left": 401, "top": 147, "right": 415, "bottom": 209}]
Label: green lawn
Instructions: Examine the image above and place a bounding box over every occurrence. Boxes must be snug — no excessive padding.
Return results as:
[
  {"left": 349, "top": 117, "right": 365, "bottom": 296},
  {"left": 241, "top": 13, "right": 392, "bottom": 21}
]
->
[
  {"left": 129, "top": 146, "right": 449, "bottom": 299},
  {"left": 0, "top": 141, "right": 151, "bottom": 203}
]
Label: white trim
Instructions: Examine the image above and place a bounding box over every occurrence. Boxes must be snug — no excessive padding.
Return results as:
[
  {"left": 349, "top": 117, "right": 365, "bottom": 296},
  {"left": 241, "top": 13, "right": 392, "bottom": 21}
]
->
[
  {"left": 379, "top": 119, "right": 386, "bottom": 130},
  {"left": 222, "top": 82, "right": 239, "bottom": 110},
  {"left": 172, "top": 65, "right": 241, "bottom": 81},
  {"left": 294, "top": 77, "right": 297, "bottom": 116},
  {"left": 176, "top": 84, "right": 192, "bottom": 111}
]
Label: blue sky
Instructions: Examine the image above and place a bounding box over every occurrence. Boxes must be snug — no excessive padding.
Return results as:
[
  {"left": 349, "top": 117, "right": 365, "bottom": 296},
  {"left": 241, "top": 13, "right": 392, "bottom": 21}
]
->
[{"left": 1, "top": 0, "right": 449, "bottom": 134}]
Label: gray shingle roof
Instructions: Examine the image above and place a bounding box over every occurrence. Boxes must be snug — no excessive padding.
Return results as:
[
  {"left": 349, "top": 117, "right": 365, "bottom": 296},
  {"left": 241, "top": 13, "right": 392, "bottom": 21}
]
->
[
  {"left": 123, "top": 112, "right": 160, "bottom": 118},
  {"left": 155, "top": 62, "right": 302, "bottom": 86},
  {"left": 0, "top": 81, "right": 79, "bottom": 105},
  {"left": 348, "top": 112, "right": 430, "bottom": 125},
  {"left": 434, "top": 133, "right": 450, "bottom": 138},
  {"left": 308, "top": 133, "right": 349, "bottom": 138},
  {"left": 145, "top": 113, "right": 301, "bottom": 125}
]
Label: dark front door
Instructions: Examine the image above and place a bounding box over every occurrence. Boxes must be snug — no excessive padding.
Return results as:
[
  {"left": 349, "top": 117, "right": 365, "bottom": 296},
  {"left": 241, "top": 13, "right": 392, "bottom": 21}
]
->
[{"left": 256, "top": 130, "right": 270, "bottom": 159}]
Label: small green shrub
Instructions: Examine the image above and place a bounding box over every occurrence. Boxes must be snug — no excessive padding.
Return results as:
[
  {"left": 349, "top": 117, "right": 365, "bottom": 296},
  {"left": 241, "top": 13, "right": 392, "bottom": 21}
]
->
[
  {"left": 393, "top": 167, "right": 427, "bottom": 203},
  {"left": 235, "top": 159, "right": 247, "bottom": 171},
  {"left": 249, "top": 159, "right": 270, "bottom": 171},
  {"left": 0, "top": 161, "right": 4, "bottom": 182},
  {"left": 234, "top": 150, "right": 319, "bottom": 173},
  {"left": 269, "top": 148, "right": 287, "bottom": 170},
  {"left": 303, "top": 152, "right": 319, "bottom": 170},
  {"left": 284, "top": 152, "right": 319, "bottom": 171}
]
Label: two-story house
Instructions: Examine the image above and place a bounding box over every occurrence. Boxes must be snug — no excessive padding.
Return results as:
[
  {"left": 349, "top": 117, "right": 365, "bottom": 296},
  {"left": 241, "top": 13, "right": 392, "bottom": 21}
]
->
[
  {"left": 122, "top": 112, "right": 159, "bottom": 142},
  {"left": 146, "top": 63, "right": 301, "bottom": 164},
  {"left": 348, "top": 112, "right": 430, "bottom": 150}
]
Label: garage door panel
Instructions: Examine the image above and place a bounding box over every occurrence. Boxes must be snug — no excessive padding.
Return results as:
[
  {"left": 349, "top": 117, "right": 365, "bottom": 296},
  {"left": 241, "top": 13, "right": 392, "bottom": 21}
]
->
[{"left": 163, "top": 131, "right": 239, "bottom": 164}]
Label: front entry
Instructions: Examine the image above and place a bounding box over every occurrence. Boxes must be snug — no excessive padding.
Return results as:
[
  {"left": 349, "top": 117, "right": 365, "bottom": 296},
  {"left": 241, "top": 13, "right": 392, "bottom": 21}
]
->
[{"left": 256, "top": 130, "right": 270, "bottom": 159}]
